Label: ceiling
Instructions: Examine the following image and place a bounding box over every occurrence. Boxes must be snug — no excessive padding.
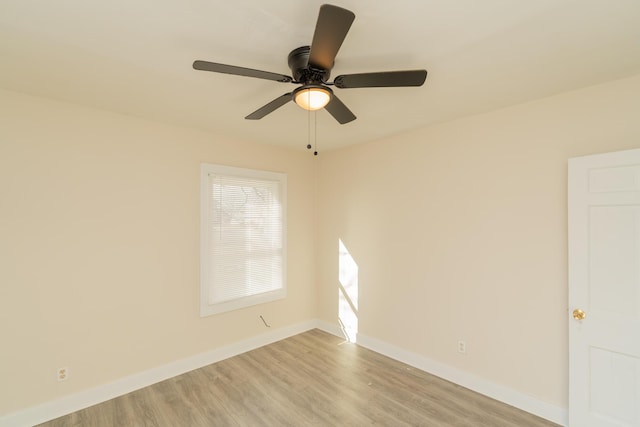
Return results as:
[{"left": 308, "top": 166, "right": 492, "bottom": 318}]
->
[{"left": 1, "top": 1, "right": 640, "bottom": 151}]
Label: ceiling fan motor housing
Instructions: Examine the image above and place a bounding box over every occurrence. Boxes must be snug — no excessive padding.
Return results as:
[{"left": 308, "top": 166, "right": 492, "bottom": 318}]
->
[{"left": 288, "top": 46, "right": 331, "bottom": 83}]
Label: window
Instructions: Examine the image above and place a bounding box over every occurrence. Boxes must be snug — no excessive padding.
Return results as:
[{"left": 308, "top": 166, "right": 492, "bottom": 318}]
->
[{"left": 200, "top": 163, "right": 286, "bottom": 316}]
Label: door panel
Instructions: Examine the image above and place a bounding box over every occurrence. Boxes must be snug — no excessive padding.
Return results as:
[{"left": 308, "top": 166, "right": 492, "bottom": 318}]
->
[
  {"left": 589, "top": 347, "right": 640, "bottom": 425},
  {"left": 568, "top": 148, "right": 640, "bottom": 426},
  {"left": 589, "top": 164, "right": 640, "bottom": 193},
  {"left": 589, "top": 206, "right": 639, "bottom": 316}
]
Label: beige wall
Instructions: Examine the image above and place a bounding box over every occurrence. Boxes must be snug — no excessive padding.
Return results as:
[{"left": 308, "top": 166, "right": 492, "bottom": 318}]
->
[
  {"left": 316, "top": 74, "right": 640, "bottom": 408},
  {"left": 0, "top": 89, "right": 316, "bottom": 414}
]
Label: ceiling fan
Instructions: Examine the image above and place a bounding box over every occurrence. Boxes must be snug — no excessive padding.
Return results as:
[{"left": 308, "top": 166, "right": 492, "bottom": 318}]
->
[{"left": 193, "top": 4, "right": 427, "bottom": 124}]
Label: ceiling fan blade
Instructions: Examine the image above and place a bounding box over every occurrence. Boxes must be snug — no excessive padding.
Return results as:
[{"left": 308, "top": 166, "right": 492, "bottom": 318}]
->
[
  {"left": 308, "top": 5, "right": 355, "bottom": 71},
  {"left": 333, "top": 70, "right": 427, "bottom": 88},
  {"left": 324, "top": 94, "right": 356, "bottom": 124},
  {"left": 193, "top": 60, "right": 292, "bottom": 83},
  {"left": 245, "top": 93, "right": 293, "bottom": 120}
]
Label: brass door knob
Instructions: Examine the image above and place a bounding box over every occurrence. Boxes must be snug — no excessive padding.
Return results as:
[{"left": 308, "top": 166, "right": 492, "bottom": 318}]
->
[{"left": 572, "top": 309, "right": 586, "bottom": 321}]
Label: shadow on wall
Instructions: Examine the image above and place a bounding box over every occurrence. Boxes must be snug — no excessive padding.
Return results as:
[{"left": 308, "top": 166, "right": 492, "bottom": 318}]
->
[{"left": 338, "top": 239, "right": 358, "bottom": 342}]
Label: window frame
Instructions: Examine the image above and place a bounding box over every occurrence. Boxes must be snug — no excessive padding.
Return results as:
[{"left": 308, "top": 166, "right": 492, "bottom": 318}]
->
[{"left": 200, "top": 163, "right": 287, "bottom": 317}]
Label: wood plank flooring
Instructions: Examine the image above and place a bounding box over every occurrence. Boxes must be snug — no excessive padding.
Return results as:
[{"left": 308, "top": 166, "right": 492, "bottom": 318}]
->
[{"left": 38, "top": 329, "right": 560, "bottom": 426}]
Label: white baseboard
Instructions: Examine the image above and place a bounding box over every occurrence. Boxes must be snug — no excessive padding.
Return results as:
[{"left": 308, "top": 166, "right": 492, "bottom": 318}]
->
[
  {"left": 314, "top": 319, "right": 349, "bottom": 340},
  {"left": 0, "top": 320, "right": 319, "bottom": 427},
  {"left": 355, "top": 331, "right": 568, "bottom": 427},
  {"left": 0, "top": 321, "right": 568, "bottom": 427}
]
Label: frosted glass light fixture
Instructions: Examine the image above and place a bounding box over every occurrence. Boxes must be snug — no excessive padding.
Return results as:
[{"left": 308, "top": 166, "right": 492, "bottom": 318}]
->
[{"left": 293, "top": 85, "right": 332, "bottom": 111}]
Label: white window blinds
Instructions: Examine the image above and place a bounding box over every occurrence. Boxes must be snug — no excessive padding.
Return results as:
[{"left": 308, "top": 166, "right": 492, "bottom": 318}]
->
[{"left": 200, "top": 164, "right": 286, "bottom": 316}]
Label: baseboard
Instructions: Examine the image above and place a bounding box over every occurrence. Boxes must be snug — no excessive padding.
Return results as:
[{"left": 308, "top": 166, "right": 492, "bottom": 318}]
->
[
  {"left": 356, "top": 331, "right": 569, "bottom": 427},
  {"left": 1, "top": 321, "right": 568, "bottom": 427},
  {"left": 314, "top": 319, "right": 349, "bottom": 340},
  {"left": 0, "top": 320, "right": 320, "bottom": 427}
]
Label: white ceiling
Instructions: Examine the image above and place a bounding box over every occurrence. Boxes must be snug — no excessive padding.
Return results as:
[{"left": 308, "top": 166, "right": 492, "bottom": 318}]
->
[{"left": 1, "top": 0, "right": 640, "bottom": 151}]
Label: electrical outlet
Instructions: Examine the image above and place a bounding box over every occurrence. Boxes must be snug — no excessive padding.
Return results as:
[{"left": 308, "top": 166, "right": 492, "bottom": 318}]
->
[
  {"left": 457, "top": 340, "right": 466, "bottom": 355},
  {"left": 57, "top": 367, "right": 69, "bottom": 382}
]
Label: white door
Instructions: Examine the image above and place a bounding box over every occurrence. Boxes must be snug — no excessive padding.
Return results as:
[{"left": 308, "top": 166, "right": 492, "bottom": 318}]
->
[{"left": 568, "top": 148, "right": 640, "bottom": 426}]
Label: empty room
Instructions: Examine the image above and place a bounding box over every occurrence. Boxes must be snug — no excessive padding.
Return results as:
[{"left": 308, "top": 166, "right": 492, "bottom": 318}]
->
[{"left": 1, "top": 1, "right": 640, "bottom": 426}]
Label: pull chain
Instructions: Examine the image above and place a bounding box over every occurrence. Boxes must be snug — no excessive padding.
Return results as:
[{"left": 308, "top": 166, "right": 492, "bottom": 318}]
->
[
  {"left": 314, "top": 111, "right": 318, "bottom": 156},
  {"left": 306, "top": 94, "right": 313, "bottom": 151},
  {"left": 303, "top": 91, "right": 318, "bottom": 155}
]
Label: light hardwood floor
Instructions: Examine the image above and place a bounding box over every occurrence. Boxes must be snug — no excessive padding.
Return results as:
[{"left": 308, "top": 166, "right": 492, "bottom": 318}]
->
[{"left": 38, "top": 329, "right": 560, "bottom": 426}]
